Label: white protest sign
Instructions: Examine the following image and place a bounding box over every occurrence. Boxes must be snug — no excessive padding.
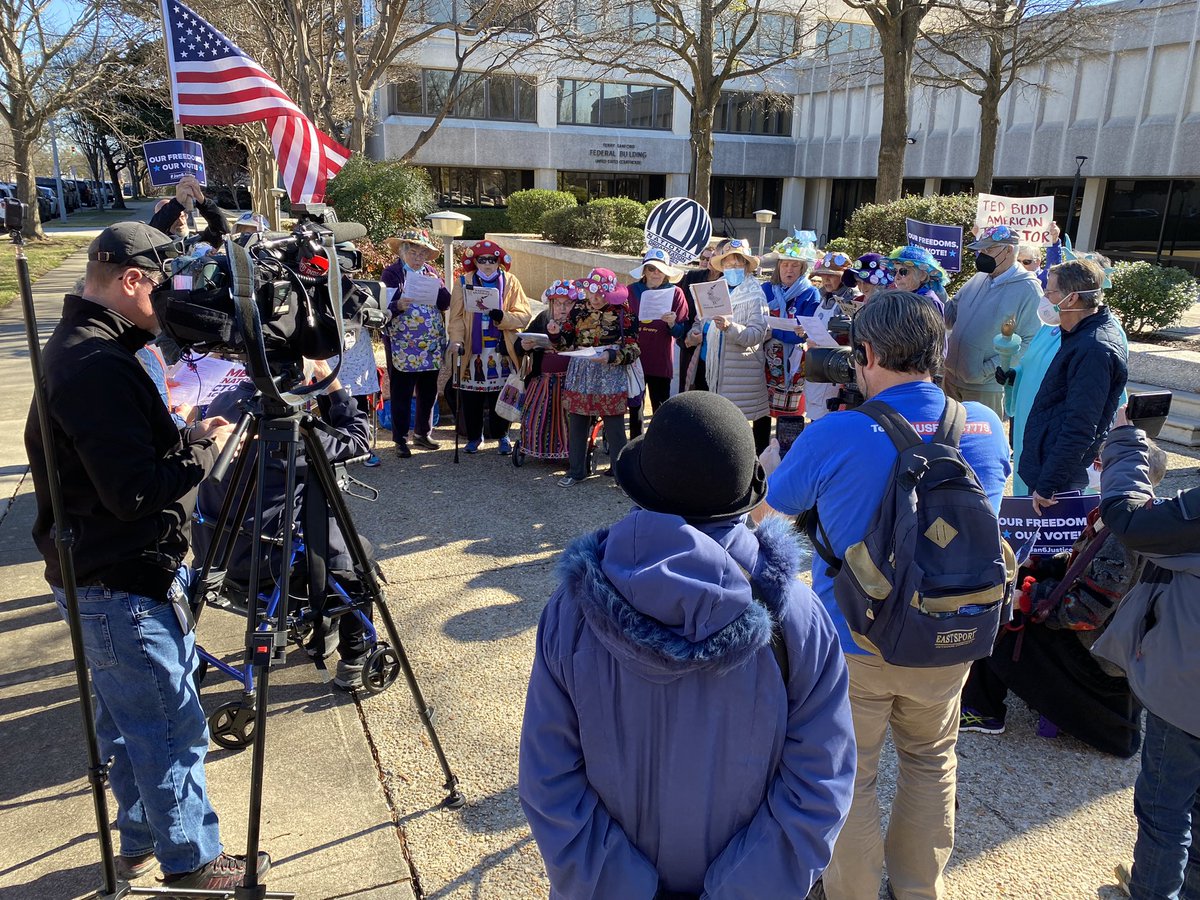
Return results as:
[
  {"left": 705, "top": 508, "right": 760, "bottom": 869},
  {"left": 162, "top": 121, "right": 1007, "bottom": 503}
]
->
[
  {"left": 974, "top": 193, "right": 1055, "bottom": 245},
  {"left": 167, "top": 356, "right": 247, "bottom": 408},
  {"left": 689, "top": 279, "right": 734, "bottom": 319}
]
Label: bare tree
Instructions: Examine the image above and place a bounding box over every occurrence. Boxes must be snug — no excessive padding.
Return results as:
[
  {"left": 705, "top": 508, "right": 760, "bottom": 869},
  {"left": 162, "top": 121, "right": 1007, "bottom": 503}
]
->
[
  {"left": 0, "top": 0, "right": 148, "bottom": 236},
  {"left": 916, "top": 0, "right": 1107, "bottom": 193},
  {"left": 541, "top": 0, "right": 819, "bottom": 209},
  {"left": 839, "top": 0, "right": 940, "bottom": 204}
]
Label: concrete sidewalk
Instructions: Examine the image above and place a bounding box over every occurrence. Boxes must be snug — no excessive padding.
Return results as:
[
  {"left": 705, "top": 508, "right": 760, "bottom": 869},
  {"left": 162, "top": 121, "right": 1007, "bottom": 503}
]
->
[{"left": 0, "top": 250, "right": 417, "bottom": 899}]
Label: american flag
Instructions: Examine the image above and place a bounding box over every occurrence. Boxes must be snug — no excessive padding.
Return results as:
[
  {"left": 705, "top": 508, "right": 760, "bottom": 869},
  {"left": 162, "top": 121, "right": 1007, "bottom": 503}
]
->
[{"left": 161, "top": 0, "right": 350, "bottom": 204}]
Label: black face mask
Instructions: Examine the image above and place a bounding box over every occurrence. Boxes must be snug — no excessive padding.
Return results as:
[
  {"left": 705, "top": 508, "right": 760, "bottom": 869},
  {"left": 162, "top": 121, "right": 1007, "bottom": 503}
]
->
[{"left": 975, "top": 252, "right": 998, "bottom": 274}]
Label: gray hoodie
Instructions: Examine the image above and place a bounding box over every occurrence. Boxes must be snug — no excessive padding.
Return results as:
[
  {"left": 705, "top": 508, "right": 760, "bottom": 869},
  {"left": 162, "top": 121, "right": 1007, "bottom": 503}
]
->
[
  {"left": 1091, "top": 426, "right": 1200, "bottom": 738},
  {"left": 944, "top": 265, "right": 1043, "bottom": 394}
]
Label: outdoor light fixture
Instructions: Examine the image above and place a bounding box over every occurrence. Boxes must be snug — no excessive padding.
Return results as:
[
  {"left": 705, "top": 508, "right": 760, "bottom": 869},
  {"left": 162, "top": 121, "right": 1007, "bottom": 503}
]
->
[
  {"left": 1065, "top": 156, "right": 1089, "bottom": 242},
  {"left": 426, "top": 209, "right": 471, "bottom": 275},
  {"left": 906, "top": 136, "right": 918, "bottom": 145},
  {"left": 754, "top": 209, "right": 776, "bottom": 256}
]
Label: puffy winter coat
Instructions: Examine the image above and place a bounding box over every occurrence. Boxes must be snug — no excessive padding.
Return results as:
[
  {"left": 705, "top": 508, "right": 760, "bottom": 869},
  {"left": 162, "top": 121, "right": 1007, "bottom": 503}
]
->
[
  {"left": 519, "top": 512, "right": 855, "bottom": 899},
  {"left": 1018, "top": 306, "right": 1128, "bottom": 498},
  {"left": 1092, "top": 426, "right": 1200, "bottom": 739},
  {"left": 693, "top": 279, "right": 770, "bottom": 420}
]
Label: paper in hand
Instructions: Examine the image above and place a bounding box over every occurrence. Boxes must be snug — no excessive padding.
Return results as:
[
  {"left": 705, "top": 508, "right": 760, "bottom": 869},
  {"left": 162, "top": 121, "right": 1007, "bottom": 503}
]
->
[
  {"left": 766, "top": 315, "right": 801, "bottom": 332},
  {"left": 637, "top": 287, "right": 675, "bottom": 323},
  {"left": 516, "top": 332, "right": 552, "bottom": 349},
  {"left": 401, "top": 273, "right": 442, "bottom": 306},
  {"left": 690, "top": 279, "right": 733, "bottom": 319},
  {"left": 559, "top": 346, "right": 614, "bottom": 360},
  {"left": 465, "top": 285, "right": 502, "bottom": 314},
  {"left": 795, "top": 315, "right": 837, "bottom": 347}
]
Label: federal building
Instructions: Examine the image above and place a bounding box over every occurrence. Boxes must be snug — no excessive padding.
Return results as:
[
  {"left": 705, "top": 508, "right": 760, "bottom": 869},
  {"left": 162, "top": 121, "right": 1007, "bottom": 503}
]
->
[{"left": 368, "top": 0, "right": 1200, "bottom": 272}]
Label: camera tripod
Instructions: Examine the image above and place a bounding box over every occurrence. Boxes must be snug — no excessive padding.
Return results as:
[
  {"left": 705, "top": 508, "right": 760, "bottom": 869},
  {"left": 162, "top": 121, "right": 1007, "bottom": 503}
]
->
[{"left": 191, "top": 388, "right": 466, "bottom": 898}]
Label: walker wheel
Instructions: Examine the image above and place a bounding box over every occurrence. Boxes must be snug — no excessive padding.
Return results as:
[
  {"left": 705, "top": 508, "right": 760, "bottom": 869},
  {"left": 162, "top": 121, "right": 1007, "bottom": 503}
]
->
[
  {"left": 363, "top": 644, "right": 401, "bottom": 695},
  {"left": 209, "top": 701, "right": 255, "bottom": 749},
  {"left": 512, "top": 440, "right": 526, "bottom": 468},
  {"left": 288, "top": 617, "right": 314, "bottom": 646}
]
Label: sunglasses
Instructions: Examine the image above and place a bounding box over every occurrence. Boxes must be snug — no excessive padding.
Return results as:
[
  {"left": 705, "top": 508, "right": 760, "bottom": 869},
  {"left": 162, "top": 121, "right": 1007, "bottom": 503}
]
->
[
  {"left": 475, "top": 256, "right": 499, "bottom": 264},
  {"left": 1019, "top": 258, "right": 1036, "bottom": 265},
  {"left": 139, "top": 268, "right": 167, "bottom": 288},
  {"left": 896, "top": 267, "right": 912, "bottom": 277}
]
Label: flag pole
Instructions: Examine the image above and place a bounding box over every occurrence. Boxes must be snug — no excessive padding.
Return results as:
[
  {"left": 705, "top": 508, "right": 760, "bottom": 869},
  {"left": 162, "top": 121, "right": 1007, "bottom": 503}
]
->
[{"left": 159, "top": 0, "right": 196, "bottom": 229}]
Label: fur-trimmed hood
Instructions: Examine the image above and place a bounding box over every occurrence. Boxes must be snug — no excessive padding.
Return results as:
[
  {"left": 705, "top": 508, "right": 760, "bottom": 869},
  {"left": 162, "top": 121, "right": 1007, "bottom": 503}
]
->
[{"left": 556, "top": 511, "right": 803, "bottom": 682}]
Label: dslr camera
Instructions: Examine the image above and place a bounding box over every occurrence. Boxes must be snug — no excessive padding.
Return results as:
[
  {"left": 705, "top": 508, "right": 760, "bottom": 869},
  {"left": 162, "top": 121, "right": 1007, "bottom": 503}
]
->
[{"left": 801, "top": 311, "right": 865, "bottom": 410}]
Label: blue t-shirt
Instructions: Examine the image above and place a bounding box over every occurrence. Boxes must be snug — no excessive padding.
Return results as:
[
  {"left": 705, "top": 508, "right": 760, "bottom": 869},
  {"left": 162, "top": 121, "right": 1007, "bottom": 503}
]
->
[{"left": 766, "top": 380, "right": 1011, "bottom": 654}]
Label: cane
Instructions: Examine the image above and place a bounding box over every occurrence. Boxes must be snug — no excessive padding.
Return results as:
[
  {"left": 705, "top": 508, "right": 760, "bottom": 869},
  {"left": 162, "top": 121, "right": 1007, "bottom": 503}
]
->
[{"left": 452, "top": 343, "right": 462, "bottom": 464}]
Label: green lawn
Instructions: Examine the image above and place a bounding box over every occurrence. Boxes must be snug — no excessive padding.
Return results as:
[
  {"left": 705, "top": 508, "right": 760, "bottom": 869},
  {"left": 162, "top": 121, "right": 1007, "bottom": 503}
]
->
[
  {"left": 0, "top": 236, "right": 92, "bottom": 309},
  {"left": 44, "top": 206, "right": 134, "bottom": 229}
]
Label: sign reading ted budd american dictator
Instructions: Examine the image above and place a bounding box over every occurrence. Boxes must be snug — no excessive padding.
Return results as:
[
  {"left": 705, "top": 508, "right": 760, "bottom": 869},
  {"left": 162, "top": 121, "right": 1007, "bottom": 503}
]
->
[{"left": 975, "top": 193, "right": 1055, "bottom": 245}]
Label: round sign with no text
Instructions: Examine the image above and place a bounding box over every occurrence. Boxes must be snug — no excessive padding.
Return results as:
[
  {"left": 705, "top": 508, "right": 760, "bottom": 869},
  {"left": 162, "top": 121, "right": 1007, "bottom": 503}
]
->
[{"left": 645, "top": 198, "right": 713, "bottom": 266}]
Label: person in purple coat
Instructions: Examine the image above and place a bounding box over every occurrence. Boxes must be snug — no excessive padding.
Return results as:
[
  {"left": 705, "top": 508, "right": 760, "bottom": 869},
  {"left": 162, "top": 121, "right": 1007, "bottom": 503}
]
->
[{"left": 519, "top": 391, "right": 855, "bottom": 900}]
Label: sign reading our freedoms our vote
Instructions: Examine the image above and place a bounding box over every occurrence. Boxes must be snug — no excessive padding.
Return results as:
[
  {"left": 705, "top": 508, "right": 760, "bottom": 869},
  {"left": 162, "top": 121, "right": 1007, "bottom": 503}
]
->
[
  {"left": 143, "top": 139, "right": 207, "bottom": 188},
  {"left": 905, "top": 218, "right": 963, "bottom": 272},
  {"left": 998, "top": 494, "right": 1101, "bottom": 558},
  {"left": 975, "top": 193, "right": 1055, "bottom": 245}
]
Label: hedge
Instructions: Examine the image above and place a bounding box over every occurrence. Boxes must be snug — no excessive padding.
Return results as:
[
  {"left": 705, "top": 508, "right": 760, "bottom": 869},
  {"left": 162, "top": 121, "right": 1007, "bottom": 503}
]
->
[
  {"left": 508, "top": 189, "right": 577, "bottom": 232},
  {"left": 323, "top": 156, "right": 435, "bottom": 244},
  {"left": 448, "top": 206, "right": 511, "bottom": 241},
  {"left": 1107, "top": 260, "right": 1199, "bottom": 336},
  {"left": 586, "top": 197, "right": 647, "bottom": 229}
]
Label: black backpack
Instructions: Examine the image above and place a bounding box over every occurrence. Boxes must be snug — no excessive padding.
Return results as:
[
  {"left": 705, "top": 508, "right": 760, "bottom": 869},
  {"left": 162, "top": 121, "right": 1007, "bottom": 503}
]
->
[{"left": 808, "top": 398, "right": 1015, "bottom": 667}]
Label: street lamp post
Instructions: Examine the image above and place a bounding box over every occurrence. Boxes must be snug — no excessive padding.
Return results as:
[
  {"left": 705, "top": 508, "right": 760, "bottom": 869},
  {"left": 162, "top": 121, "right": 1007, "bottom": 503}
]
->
[
  {"left": 1065, "top": 155, "right": 1088, "bottom": 243},
  {"left": 753, "top": 209, "right": 776, "bottom": 257},
  {"left": 426, "top": 210, "right": 471, "bottom": 281},
  {"left": 48, "top": 120, "right": 67, "bottom": 222}
]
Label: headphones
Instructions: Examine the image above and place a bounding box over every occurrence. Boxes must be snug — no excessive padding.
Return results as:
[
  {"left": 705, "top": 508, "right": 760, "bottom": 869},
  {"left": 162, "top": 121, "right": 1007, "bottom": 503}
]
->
[{"left": 850, "top": 316, "right": 869, "bottom": 367}]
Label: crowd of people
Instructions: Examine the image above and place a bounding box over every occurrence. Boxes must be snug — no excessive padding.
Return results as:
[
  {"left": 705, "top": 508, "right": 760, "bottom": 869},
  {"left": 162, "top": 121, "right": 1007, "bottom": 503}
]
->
[{"left": 21, "top": 175, "right": 1196, "bottom": 900}]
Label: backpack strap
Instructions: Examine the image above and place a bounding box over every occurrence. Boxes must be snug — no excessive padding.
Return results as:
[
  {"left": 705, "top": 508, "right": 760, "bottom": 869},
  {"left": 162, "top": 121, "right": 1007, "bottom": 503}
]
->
[
  {"left": 737, "top": 564, "right": 790, "bottom": 685},
  {"left": 934, "top": 397, "right": 967, "bottom": 449},
  {"left": 854, "top": 400, "right": 924, "bottom": 453}
]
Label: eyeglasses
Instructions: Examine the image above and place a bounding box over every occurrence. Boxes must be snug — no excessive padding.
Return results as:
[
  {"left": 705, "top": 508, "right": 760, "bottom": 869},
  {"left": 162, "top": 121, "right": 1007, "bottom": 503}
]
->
[
  {"left": 475, "top": 256, "right": 499, "bottom": 264},
  {"left": 138, "top": 268, "right": 167, "bottom": 288},
  {"left": 1018, "top": 258, "right": 1037, "bottom": 266},
  {"left": 896, "top": 267, "right": 911, "bottom": 277}
]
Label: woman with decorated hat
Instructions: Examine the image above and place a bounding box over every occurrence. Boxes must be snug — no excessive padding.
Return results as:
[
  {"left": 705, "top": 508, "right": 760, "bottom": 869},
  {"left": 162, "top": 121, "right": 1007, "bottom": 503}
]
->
[
  {"left": 548, "top": 268, "right": 640, "bottom": 487},
  {"left": 447, "top": 239, "right": 532, "bottom": 454},
  {"left": 848, "top": 252, "right": 894, "bottom": 301},
  {"left": 627, "top": 248, "right": 690, "bottom": 437},
  {"left": 763, "top": 231, "right": 821, "bottom": 423},
  {"left": 511, "top": 280, "right": 575, "bottom": 463},
  {"left": 683, "top": 239, "right": 771, "bottom": 453},
  {"left": 885, "top": 245, "right": 949, "bottom": 305},
  {"left": 813, "top": 250, "right": 859, "bottom": 305},
  {"left": 380, "top": 228, "right": 451, "bottom": 458}
]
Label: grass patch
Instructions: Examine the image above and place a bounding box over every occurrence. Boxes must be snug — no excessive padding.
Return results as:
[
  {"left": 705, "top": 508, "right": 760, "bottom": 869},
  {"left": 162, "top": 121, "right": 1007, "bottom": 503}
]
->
[
  {"left": 44, "top": 207, "right": 134, "bottom": 229},
  {"left": 0, "top": 236, "right": 92, "bottom": 309}
]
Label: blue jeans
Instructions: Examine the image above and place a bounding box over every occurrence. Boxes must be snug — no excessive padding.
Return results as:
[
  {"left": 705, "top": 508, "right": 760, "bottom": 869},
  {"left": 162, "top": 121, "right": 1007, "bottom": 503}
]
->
[
  {"left": 1131, "top": 711, "right": 1200, "bottom": 899},
  {"left": 52, "top": 585, "right": 222, "bottom": 876}
]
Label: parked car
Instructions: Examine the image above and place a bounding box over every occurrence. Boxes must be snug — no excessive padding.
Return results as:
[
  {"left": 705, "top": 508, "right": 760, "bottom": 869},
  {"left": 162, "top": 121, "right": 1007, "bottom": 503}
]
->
[
  {"left": 37, "top": 186, "right": 59, "bottom": 217},
  {"left": 37, "top": 176, "right": 78, "bottom": 212}
]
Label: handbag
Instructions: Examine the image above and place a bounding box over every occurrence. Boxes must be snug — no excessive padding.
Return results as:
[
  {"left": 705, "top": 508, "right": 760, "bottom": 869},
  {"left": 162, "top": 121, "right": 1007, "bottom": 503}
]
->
[
  {"left": 625, "top": 357, "right": 645, "bottom": 407},
  {"left": 494, "top": 358, "right": 529, "bottom": 421}
]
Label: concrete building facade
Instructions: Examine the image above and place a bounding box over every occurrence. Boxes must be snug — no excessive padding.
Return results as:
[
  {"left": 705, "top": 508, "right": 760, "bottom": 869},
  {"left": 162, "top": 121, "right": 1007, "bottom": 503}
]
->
[{"left": 370, "top": 0, "right": 1200, "bottom": 269}]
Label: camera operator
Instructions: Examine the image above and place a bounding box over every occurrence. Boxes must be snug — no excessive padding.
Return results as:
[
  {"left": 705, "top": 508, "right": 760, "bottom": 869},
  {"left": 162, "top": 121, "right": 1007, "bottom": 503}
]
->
[
  {"left": 23, "top": 222, "right": 267, "bottom": 890},
  {"left": 757, "top": 291, "right": 1011, "bottom": 900},
  {"left": 1092, "top": 409, "right": 1200, "bottom": 899},
  {"left": 194, "top": 359, "right": 374, "bottom": 689},
  {"left": 150, "top": 174, "right": 229, "bottom": 250}
]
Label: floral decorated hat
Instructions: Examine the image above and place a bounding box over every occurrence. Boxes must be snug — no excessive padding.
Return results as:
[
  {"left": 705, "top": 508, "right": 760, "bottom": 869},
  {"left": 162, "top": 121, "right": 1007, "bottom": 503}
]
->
[
  {"left": 542, "top": 279, "right": 579, "bottom": 302},
  {"left": 851, "top": 252, "right": 895, "bottom": 287},
  {"left": 462, "top": 239, "right": 512, "bottom": 273},
  {"left": 771, "top": 229, "right": 821, "bottom": 263},
  {"left": 384, "top": 227, "right": 439, "bottom": 256},
  {"left": 574, "top": 267, "right": 629, "bottom": 305},
  {"left": 886, "top": 245, "right": 947, "bottom": 284}
]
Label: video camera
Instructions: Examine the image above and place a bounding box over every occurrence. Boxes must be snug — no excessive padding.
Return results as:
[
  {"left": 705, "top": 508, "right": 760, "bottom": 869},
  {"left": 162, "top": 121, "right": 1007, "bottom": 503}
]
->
[
  {"left": 801, "top": 311, "right": 865, "bottom": 410},
  {"left": 152, "top": 209, "right": 385, "bottom": 406}
]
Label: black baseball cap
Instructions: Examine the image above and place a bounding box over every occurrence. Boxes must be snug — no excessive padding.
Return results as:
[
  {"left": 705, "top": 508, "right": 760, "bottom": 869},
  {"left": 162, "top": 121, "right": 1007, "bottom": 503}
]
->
[{"left": 88, "top": 222, "right": 180, "bottom": 271}]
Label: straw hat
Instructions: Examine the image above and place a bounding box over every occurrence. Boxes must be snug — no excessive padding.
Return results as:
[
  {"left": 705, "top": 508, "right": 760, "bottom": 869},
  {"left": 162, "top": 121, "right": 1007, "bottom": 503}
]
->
[
  {"left": 709, "top": 238, "right": 759, "bottom": 272},
  {"left": 384, "top": 228, "right": 439, "bottom": 257}
]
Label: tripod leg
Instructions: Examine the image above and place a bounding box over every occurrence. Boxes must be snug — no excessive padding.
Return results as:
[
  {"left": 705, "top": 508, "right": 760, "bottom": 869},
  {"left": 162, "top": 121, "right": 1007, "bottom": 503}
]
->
[{"left": 300, "top": 425, "right": 466, "bottom": 809}]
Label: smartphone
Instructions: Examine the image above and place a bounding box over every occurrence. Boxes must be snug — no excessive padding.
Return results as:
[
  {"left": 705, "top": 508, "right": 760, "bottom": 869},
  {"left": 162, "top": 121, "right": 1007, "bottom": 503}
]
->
[{"left": 1127, "top": 390, "right": 1172, "bottom": 438}]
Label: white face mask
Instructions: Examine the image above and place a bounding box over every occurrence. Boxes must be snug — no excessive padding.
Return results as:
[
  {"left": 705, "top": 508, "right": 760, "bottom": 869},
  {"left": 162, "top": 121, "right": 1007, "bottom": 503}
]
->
[{"left": 1037, "top": 294, "right": 1060, "bottom": 326}]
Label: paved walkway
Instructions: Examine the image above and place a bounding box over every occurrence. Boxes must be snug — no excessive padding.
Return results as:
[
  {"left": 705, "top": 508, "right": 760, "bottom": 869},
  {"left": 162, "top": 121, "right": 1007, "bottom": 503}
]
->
[{"left": 0, "top": 230, "right": 1197, "bottom": 899}]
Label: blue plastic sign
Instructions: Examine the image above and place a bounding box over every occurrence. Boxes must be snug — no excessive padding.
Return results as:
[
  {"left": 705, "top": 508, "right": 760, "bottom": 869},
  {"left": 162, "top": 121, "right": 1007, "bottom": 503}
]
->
[
  {"left": 143, "top": 139, "right": 207, "bottom": 187},
  {"left": 998, "top": 494, "right": 1100, "bottom": 558},
  {"left": 646, "top": 198, "right": 713, "bottom": 267},
  {"left": 905, "top": 217, "right": 963, "bottom": 273}
]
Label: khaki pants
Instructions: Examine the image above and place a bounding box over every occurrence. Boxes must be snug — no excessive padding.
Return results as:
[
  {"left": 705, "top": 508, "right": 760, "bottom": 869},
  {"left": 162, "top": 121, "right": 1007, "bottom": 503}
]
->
[
  {"left": 824, "top": 655, "right": 972, "bottom": 900},
  {"left": 943, "top": 380, "right": 1006, "bottom": 420}
]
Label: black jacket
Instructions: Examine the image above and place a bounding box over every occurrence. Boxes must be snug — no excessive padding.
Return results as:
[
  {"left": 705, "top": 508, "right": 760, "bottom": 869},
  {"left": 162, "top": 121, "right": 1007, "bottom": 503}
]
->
[
  {"left": 192, "top": 380, "right": 370, "bottom": 585},
  {"left": 25, "top": 295, "right": 220, "bottom": 600},
  {"left": 149, "top": 196, "right": 228, "bottom": 249},
  {"left": 1018, "top": 307, "right": 1128, "bottom": 498}
]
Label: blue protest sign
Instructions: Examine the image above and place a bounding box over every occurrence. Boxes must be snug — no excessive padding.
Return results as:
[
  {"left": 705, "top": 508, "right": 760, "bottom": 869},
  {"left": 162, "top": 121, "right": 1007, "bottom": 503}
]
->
[
  {"left": 905, "top": 217, "right": 963, "bottom": 272},
  {"left": 143, "top": 139, "right": 206, "bottom": 187},
  {"left": 998, "top": 494, "right": 1100, "bottom": 557}
]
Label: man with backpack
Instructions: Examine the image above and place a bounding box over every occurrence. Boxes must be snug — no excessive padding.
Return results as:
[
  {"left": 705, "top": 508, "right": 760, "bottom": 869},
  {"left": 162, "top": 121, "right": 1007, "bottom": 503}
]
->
[
  {"left": 519, "top": 391, "right": 855, "bottom": 899},
  {"left": 760, "top": 291, "right": 1012, "bottom": 900}
]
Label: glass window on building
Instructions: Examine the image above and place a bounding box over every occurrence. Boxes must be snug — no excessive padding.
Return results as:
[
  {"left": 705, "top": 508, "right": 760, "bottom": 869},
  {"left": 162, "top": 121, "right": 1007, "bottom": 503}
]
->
[
  {"left": 710, "top": 177, "right": 783, "bottom": 220},
  {"left": 756, "top": 14, "right": 797, "bottom": 56},
  {"left": 1099, "top": 178, "right": 1200, "bottom": 272},
  {"left": 390, "top": 70, "right": 536, "bottom": 122},
  {"left": 714, "top": 91, "right": 793, "bottom": 136},
  {"left": 389, "top": 76, "right": 423, "bottom": 116},
  {"left": 557, "top": 79, "right": 673, "bottom": 130},
  {"left": 815, "top": 20, "right": 878, "bottom": 56},
  {"left": 455, "top": 73, "right": 487, "bottom": 119},
  {"left": 827, "top": 178, "right": 924, "bottom": 240},
  {"left": 427, "top": 167, "right": 534, "bottom": 207},
  {"left": 558, "top": 171, "right": 666, "bottom": 203}
]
